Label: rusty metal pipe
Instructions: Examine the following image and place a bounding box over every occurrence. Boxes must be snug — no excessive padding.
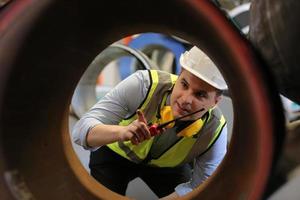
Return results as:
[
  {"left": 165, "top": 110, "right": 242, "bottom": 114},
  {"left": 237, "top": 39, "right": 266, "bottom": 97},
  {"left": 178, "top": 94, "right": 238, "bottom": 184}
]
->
[{"left": 0, "top": 0, "right": 284, "bottom": 199}]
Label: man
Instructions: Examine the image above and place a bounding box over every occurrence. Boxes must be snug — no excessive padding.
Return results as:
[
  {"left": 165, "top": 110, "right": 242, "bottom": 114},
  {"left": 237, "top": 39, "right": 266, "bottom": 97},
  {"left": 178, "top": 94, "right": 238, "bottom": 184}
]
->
[{"left": 72, "top": 46, "right": 228, "bottom": 199}]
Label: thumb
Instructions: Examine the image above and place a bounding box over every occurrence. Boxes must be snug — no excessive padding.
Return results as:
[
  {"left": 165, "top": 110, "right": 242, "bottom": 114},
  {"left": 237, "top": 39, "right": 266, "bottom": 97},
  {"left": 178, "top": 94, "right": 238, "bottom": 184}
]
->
[{"left": 137, "top": 109, "right": 147, "bottom": 123}]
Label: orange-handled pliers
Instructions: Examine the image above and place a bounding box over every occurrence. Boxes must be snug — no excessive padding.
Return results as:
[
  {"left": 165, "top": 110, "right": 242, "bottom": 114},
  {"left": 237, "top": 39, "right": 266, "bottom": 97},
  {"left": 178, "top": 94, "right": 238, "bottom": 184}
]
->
[{"left": 149, "top": 108, "right": 205, "bottom": 136}]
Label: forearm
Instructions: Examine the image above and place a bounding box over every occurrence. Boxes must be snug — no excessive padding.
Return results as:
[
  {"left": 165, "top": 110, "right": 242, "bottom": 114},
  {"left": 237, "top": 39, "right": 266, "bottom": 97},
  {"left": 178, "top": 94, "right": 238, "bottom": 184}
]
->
[
  {"left": 72, "top": 70, "right": 150, "bottom": 149},
  {"left": 86, "top": 124, "right": 126, "bottom": 147},
  {"left": 86, "top": 112, "right": 151, "bottom": 148}
]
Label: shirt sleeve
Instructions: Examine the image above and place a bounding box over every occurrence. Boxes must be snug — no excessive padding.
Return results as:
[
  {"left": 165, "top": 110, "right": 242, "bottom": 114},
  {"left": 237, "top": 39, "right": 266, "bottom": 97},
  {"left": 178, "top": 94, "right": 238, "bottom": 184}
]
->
[
  {"left": 175, "top": 124, "right": 228, "bottom": 196},
  {"left": 71, "top": 70, "right": 150, "bottom": 150}
]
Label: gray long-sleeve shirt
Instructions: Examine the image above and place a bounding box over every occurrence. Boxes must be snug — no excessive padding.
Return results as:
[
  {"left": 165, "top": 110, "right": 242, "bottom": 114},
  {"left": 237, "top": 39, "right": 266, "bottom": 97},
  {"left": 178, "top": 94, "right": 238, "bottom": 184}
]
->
[{"left": 72, "top": 70, "right": 227, "bottom": 196}]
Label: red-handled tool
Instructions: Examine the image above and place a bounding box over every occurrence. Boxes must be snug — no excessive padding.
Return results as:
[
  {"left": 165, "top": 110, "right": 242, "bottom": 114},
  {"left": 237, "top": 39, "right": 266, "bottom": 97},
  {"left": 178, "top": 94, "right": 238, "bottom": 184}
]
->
[{"left": 148, "top": 108, "right": 205, "bottom": 136}]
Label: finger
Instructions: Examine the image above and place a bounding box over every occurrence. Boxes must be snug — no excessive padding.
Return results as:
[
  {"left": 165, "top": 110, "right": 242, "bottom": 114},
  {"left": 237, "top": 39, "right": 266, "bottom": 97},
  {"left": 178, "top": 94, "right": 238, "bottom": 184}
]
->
[
  {"left": 131, "top": 121, "right": 144, "bottom": 141},
  {"left": 135, "top": 130, "right": 146, "bottom": 142},
  {"left": 140, "top": 123, "right": 151, "bottom": 139},
  {"left": 137, "top": 109, "right": 147, "bottom": 123},
  {"left": 136, "top": 111, "right": 151, "bottom": 139},
  {"left": 134, "top": 120, "right": 151, "bottom": 140},
  {"left": 131, "top": 135, "right": 139, "bottom": 145}
]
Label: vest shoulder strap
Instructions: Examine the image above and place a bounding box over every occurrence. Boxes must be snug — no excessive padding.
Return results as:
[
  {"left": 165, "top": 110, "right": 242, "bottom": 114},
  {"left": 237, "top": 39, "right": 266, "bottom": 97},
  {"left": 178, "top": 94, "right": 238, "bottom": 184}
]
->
[
  {"left": 181, "top": 107, "right": 226, "bottom": 164},
  {"left": 120, "top": 70, "right": 176, "bottom": 125}
]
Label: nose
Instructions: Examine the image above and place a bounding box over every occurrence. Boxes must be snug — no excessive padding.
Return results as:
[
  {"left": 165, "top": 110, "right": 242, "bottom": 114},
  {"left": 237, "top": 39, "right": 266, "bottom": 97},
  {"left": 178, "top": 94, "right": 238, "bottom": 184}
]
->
[{"left": 181, "top": 92, "right": 193, "bottom": 105}]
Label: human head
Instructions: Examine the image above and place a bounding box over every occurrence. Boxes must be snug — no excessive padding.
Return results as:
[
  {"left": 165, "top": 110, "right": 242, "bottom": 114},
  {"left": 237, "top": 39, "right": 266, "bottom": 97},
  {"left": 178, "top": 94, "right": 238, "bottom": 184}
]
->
[{"left": 170, "top": 46, "right": 227, "bottom": 120}]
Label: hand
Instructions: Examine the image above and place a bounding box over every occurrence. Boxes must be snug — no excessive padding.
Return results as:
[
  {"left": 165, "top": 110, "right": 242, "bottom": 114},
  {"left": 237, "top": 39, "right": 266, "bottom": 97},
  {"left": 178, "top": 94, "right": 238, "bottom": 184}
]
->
[
  {"left": 119, "top": 110, "right": 152, "bottom": 145},
  {"left": 131, "top": 110, "right": 152, "bottom": 144},
  {"left": 149, "top": 124, "right": 167, "bottom": 136}
]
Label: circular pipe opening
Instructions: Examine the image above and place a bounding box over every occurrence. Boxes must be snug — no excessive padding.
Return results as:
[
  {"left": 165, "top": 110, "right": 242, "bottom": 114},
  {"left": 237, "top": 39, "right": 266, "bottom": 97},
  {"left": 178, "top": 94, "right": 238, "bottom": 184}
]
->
[
  {"left": 0, "top": 0, "right": 284, "bottom": 199},
  {"left": 69, "top": 35, "right": 234, "bottom": 198}
]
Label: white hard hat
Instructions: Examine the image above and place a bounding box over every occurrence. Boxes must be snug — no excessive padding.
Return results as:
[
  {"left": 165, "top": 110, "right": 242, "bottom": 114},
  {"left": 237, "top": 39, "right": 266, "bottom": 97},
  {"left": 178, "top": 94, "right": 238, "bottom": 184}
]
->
[{"left": 180, "top": 46, "right": 228, "bottom": 90}]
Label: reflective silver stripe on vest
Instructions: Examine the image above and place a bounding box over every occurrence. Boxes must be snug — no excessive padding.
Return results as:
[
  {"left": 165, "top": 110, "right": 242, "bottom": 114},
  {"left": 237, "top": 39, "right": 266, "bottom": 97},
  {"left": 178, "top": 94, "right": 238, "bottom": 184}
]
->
[
  {"left": 142, "top": 70, "right": 174, "bottom": 122},
  {"left": 118, "top": 141, "right": 143, "bottom": 163},
  {"left": 180, "top": 108, "right": 224, "bottom": 165}
]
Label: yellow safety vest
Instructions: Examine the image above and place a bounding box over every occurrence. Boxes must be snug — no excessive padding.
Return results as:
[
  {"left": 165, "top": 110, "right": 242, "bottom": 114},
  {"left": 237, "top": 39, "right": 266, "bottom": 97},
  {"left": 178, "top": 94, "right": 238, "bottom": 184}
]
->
[{"left": 107, "top": 70, "right": 226, "bottom": 167}]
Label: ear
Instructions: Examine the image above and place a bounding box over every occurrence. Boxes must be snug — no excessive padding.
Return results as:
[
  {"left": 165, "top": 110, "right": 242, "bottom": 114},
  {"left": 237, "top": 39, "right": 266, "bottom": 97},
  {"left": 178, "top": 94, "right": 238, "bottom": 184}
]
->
[{"left": 214, "top": 94, "right": 222, "bottom": 105}]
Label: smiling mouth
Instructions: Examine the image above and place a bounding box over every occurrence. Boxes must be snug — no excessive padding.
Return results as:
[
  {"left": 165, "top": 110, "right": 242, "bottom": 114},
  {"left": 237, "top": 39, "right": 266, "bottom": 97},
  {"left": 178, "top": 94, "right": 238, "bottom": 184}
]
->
[{"left": 177, "top": 102, "right": 190, "bottom": 115}]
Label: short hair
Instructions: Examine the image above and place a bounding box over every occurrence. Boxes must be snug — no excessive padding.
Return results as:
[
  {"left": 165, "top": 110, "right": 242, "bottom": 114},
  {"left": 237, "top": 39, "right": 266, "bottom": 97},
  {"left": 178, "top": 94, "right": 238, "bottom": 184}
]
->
[{"left": 216, "top": 89, "right": 223, "bottom": 96}]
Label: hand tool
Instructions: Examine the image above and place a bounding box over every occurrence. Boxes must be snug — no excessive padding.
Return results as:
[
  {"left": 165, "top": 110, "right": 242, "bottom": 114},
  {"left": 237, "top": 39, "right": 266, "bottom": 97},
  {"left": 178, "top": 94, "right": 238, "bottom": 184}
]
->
[{"left": 149, "top": 108, "right": 205, "bottom": 136}]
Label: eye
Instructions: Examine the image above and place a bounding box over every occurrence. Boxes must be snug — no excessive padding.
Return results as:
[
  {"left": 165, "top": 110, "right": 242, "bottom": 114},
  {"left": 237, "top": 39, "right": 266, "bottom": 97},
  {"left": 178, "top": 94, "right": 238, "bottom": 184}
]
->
[
  {"left": 196, "top": 91, "right": 207, "bottom": 98},
  {"left": 181, "top": 81, "right": 188, "bottom": 89}
]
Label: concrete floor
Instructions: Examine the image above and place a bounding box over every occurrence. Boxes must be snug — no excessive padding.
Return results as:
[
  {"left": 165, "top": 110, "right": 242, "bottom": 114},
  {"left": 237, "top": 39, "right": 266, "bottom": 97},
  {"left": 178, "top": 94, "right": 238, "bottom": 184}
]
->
[{"left": 268, "top": 167, "right": 300, "bottom": 200}]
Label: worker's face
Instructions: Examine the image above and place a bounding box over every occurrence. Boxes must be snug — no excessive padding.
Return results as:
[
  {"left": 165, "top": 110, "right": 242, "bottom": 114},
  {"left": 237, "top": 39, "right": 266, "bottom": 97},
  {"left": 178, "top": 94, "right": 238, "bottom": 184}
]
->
[{"left": 170, "top": 69, "right": 222, "bottom": 120}]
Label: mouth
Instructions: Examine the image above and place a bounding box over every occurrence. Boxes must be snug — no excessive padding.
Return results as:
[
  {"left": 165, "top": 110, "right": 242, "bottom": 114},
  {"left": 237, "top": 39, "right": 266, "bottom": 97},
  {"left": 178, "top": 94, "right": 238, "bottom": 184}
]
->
[{"left": 176, "top": 102, "right": 190, "bottom": 116}]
